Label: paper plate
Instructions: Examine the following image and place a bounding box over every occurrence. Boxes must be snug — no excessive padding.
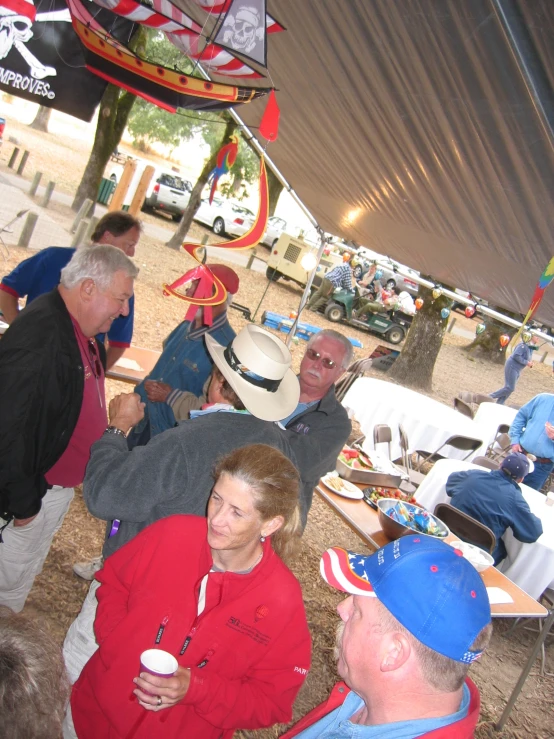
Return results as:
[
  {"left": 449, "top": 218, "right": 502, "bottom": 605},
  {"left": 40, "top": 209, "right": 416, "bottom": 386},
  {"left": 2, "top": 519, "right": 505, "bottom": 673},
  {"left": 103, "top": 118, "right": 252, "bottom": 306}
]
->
[{"left": 321, "top": 473, "right": 363, "bottom": 499}]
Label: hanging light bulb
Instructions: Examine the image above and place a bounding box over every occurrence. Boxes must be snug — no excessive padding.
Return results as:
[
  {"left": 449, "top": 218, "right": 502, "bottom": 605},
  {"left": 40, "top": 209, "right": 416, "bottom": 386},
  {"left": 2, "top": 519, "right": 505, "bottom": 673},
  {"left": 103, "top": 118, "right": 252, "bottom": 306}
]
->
[
  {"left": 465, "top": 305, "right": 476, "bottom": 318},
  {"left": 432, "top": 287, "right": 442, "bottom": 300},
  {"left": 441, "top": 308, "right": 450, "bottom": 319},
  {"left": 476, "top": 323, "right": 486, "bottom": 335},
  {"left": 415, "top": 297, "right": 424, "bottom": 310}
]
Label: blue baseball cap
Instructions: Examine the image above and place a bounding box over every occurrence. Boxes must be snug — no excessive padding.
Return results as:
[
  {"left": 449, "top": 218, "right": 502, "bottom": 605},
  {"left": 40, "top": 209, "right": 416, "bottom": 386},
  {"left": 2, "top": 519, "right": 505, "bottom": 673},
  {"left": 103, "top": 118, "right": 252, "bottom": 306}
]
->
[
  {"left": 501, "top": 453, "right": 531, "bottom": 479},
  {"left": 320, "top": 536, "right": 491, "bottom": 664}
]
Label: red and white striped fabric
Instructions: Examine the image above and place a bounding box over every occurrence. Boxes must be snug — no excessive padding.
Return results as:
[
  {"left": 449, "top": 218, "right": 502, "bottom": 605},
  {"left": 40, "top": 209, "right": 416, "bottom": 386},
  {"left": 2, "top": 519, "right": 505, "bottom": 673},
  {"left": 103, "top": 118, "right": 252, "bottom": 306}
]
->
[
  {"left": 168, "top": 30, "right": 262, "bottom": 77},
  {"left": 87, "top": 0, "right": 262, "bottom": 77},
  {"left": 320, "top": 547, "right": 377, "bottom": 597},
  {"left": 92, "top": 0, "right": 199, "bottom": 32}
]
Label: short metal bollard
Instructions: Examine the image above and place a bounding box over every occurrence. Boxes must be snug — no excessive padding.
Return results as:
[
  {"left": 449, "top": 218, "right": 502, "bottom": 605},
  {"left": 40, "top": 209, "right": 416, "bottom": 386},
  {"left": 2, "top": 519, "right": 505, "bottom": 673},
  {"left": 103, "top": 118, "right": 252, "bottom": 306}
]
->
[
  {"left": 40, "top": 181, "right": 56, "bottom": 208},
  {"left": 71, "top": 219, "right": 89, "bottom": 247},
  {"left": 71, "top": 198, "right": 93, "bottom": 233},
  {"left": 17, "top": 211, "right": 38, "bottom": 247},
  {"left": 84, "top": 216, "right": 99, "bottom": 243},
  {"left": 16, "top": 150, "right": 30, "bottom": 176},
  {"left": 29, "top": 171, "right": 42, "bottom": 196},
  {"left": 246, "top": 247, "right": 258, "bottom": 270},
  {"left": 8, "top": 146, "right": 19, "bottom": 169}
]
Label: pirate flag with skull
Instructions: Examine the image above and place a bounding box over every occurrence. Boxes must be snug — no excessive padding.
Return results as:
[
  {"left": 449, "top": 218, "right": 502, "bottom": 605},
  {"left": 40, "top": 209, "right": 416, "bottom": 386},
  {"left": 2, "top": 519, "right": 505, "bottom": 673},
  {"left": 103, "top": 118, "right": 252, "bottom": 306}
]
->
[{"left": 214, "top": 0, "right": 267, "bottom": 67}]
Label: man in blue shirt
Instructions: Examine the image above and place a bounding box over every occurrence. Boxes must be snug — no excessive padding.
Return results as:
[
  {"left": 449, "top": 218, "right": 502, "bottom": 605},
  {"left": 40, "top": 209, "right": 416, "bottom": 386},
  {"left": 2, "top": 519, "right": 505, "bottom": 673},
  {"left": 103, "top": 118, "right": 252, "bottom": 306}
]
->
[
  {"left": 510, "top": 393, "right": 554, "bottom": 489},
  {"left": 0, "top": 211, "right": 141, "bottom": 369},
  {"left": 489, "top": 337, "right": 539, "bottom": 405},
  {"left": 446, "top": 453, "right": 542, "bottom": 564},
  {"left": 307, "top": 257, "right": 353, "bottom": 312},
  {"left": 281, "top": 537, "right": 492, "bottom": 739}
]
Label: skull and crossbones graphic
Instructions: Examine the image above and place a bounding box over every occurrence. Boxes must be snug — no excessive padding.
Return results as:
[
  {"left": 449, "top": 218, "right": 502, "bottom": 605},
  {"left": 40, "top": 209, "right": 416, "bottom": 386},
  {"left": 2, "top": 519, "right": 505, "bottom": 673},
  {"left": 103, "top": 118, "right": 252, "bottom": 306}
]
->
[
  {"left": 0, "top": 0, "right": 56, "bottom": 79},
  {"left": 222, "top": 5, "right": 264, "bottom": 54}
]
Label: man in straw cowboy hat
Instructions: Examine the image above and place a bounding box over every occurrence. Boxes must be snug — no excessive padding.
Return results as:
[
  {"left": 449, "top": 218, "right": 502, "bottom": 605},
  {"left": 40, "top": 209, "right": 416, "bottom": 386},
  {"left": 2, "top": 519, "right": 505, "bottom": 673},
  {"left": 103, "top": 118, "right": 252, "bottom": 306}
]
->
[{"left": 281, "top": 537, "right": 492, "bottom": 738}]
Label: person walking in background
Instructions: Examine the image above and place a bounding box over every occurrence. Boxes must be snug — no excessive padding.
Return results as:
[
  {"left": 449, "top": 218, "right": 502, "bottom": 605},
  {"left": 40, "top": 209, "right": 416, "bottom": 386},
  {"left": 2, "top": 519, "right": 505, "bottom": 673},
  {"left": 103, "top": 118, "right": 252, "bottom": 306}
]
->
[
  {"left": 510, "top": 393, "right": 554, "bottom": 490},
  {"left": 489, "top": 336, "right": 539, "bottom": 405},
  {"left": 0, "top": 211, "right": 142, "bottom": 369},
  {"left": 307, "top": 254, "right": 353, "bottom": 312}
]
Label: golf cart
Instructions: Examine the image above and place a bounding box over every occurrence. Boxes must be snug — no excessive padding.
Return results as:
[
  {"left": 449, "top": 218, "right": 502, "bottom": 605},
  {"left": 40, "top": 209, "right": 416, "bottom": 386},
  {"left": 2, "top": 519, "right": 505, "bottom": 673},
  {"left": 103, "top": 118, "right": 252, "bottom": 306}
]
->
[{"left": 321, "top": 287, "right": 413, "bottom": 344}]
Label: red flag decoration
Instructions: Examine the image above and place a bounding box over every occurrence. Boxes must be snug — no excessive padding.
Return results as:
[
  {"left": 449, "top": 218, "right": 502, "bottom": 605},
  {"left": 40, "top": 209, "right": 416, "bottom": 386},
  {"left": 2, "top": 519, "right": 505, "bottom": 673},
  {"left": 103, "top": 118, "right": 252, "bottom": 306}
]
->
[
  {"left": 259, "top": 90, "right": 280, "bottom": 141},
  {"left": 163, "top": 157, "right": 269, "bottom": 324}
]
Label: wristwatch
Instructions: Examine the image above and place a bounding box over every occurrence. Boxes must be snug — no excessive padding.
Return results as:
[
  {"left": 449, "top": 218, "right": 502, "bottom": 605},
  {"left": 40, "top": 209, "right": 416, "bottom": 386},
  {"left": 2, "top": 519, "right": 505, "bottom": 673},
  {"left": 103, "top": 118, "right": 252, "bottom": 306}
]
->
[{"left": 104, "top": 425, "right": 127, "bottom": 438}]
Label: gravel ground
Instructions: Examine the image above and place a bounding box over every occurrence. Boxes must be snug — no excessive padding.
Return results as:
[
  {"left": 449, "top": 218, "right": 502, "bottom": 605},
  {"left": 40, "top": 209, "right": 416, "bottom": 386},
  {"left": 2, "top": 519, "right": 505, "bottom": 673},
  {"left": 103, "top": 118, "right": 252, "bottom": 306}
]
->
[{"left": 1, "top": 113, "right": 553, "bottom": 738}]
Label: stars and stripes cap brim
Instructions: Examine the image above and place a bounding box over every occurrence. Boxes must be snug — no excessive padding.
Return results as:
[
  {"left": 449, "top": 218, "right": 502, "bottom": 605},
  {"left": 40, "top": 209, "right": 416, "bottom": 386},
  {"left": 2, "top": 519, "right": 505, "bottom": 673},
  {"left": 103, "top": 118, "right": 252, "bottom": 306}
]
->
[{"left": 320, "top": 547, "right": 377, "bottom": 597}]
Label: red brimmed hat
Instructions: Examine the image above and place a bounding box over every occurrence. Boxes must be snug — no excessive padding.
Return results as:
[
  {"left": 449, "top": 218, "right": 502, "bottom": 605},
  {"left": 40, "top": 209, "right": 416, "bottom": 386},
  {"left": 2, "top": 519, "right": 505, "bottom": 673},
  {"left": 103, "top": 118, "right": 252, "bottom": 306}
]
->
[{"left": 320, "top": 536, "right": 491, "bottom": 664}]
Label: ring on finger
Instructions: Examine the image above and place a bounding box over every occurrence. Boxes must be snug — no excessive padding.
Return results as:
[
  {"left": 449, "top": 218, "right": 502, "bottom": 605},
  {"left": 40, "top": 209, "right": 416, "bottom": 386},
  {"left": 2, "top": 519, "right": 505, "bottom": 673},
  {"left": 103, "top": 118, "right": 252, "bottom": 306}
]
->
[{"left": 157, "top": 695, "right": 162, "bottom": 707}]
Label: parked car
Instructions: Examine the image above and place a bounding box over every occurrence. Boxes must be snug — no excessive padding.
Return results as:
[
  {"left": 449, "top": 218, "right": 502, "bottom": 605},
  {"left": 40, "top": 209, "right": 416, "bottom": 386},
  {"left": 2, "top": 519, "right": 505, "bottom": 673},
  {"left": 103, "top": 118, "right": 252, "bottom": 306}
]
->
[
  {"left": 193, "top": 197, "right": 255, "bottom": 237},
  {"left": 143, "top": 173, "right": 192, "bottom": 221},
  {"left": 356, "top": 248, "right": 420, "bottom": 296},
  {"left": 260, "top": 216, "right": 287, "bottom": 247}
]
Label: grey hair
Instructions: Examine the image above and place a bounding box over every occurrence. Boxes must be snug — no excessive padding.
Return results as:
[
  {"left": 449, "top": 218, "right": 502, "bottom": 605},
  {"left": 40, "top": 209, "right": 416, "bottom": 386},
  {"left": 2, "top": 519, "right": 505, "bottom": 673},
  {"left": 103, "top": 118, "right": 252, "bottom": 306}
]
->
[
  {"left": 308, "top": 329, "right": 353, "bottom": 368},
  {"left": 60, "top": 244, "right": 139, "bottom": 291},
  {"left": 0, "top": 606, "right": 69, "bottom": 739}
]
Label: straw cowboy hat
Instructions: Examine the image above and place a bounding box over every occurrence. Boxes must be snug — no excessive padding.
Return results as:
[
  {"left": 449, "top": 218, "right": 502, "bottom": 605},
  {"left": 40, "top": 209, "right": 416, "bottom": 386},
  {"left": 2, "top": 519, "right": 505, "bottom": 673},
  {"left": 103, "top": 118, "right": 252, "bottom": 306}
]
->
[{"left": 205, "top": 325, "right": 300, "bottom": 422}]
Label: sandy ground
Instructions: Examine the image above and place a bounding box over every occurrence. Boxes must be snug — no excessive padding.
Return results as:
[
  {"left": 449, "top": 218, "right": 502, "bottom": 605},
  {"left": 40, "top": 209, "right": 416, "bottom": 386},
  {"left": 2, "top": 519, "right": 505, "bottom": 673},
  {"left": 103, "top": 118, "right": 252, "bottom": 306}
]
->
[{"left": 1, "top": 115, "right": 553, "bottom": 738}]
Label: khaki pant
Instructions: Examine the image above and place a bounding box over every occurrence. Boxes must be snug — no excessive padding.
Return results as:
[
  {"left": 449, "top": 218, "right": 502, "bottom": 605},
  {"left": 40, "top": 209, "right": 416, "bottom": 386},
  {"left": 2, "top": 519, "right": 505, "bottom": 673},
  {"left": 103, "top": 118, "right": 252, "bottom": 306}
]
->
[
  {"left": 63, "top": 579, "right": 100, "bottom": 684},
  {"left": 0, "top": 485, "right": 74, "bottom": 612},
  {"left": 307, "top": 277, "right": 334, "bottom": 311}
]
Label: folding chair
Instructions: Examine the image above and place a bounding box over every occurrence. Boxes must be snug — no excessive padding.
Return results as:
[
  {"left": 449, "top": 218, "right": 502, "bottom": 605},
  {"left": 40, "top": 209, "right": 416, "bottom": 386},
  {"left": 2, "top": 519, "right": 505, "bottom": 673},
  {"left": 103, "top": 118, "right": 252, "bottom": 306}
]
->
[
  {"left": 373, "top": 424, "right": 392, "bottom": 459},
  {"left": 396, "top": 424, "right": 426, "bottom": 493},
  {"left": 472, "top": 456, "right": 500, "bottom": 470},
  {"left": 473, "top": 393, "right": 495, "bottom": 406},
  {"left": 414, "top": 435, "right": 483, "bottom": 471},
  {"left": 453, "top": 397, "right": 475, "bottom": 419},
  {"left": 335, "top": 358, "right": 374, "bottom": 402},
  {"left": 486, "top": 427, "right": 511, "bottom": 461},
  {"left": 433, "top": 503, "right": 496, "bottom": 554}
]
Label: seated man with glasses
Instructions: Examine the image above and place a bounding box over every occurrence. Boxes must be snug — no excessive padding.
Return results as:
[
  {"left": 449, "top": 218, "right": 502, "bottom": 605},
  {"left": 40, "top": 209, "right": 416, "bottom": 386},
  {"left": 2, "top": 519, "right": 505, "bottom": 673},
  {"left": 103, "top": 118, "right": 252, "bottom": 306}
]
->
[{"left": 283, "top": 330, "right": 353, "bottom": 523}]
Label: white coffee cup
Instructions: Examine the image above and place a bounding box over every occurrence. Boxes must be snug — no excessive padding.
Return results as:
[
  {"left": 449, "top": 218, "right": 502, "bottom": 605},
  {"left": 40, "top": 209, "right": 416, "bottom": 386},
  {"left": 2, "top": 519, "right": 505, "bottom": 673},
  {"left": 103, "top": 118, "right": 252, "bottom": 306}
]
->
[
  {"left": 546, "top": 492, "right": 554, "bottom": 507},
  {"left": 140, "top": 649, "right": 178, "bottom": 678}
]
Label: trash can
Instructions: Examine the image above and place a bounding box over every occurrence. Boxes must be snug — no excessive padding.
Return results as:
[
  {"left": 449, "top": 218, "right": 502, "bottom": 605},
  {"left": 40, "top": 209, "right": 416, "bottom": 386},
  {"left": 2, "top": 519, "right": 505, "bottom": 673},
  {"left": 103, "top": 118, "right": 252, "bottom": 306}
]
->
[{"left": 97, "top": 177, "right": 116, "bottom": 205}]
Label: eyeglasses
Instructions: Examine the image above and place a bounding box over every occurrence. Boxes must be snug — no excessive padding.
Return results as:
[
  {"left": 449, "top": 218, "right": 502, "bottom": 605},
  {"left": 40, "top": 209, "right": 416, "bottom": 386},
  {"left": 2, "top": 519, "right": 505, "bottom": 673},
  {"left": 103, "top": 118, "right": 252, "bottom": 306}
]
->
[
  {"left": 306, "top": 348, "right": 337, "bottom": 369},
  {"left": 88, "top": 340, "right": 103, "bottom": 379}
]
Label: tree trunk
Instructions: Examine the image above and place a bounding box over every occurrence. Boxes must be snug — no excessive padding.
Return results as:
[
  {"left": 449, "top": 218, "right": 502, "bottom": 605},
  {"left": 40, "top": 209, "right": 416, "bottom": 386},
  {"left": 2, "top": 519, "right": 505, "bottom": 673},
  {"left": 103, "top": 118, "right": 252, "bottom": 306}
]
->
[
  {"left": 29, "top": 105, "right": 52, "bottom": 132},
  {"left": 388, "top": 281, "right": 452, "bottom": 391},
  {"left": 465, "top": 314, "right": 517, "bottom": 364},
  {"left": 166, "top": 118, "right": 238, "bottom": 250},
  {"left": 71, "top": 28, "right": 146, "bottom": 212},
  {"left": 267, "top": 166, "right": 283, "bottom": 217}
]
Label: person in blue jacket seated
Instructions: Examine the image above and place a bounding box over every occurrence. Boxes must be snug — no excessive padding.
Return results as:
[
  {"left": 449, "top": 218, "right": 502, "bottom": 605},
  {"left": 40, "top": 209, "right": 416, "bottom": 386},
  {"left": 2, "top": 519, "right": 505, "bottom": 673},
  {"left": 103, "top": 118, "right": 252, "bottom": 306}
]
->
[
  {"left": 281, "top": 537, "right": 492, "bottom": 739},
  {"left": 446, "top": 453, "right": 542, "bottom": 565},
  {"left": 489, "top": 335, "right": 539, "bottom": 405},
  {"left": 0, "top": 211, "right": 141, "bottom": 369}
]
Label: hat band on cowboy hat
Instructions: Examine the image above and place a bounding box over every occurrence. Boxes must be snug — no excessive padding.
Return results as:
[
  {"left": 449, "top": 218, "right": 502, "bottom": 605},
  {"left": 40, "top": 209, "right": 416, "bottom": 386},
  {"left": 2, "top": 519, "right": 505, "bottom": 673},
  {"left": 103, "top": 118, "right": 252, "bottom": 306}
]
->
[{"left": 205, "top": 324, "right": 299, "bottom": 422}]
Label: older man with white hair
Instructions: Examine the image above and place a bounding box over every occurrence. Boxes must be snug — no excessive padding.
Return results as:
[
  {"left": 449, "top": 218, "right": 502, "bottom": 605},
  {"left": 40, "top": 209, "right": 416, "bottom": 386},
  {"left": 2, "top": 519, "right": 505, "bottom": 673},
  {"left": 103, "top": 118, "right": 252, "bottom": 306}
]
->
[
  {"left": 0, "top": 245, "right": 138, "bottom": 611},
  {"left": 282, "top": 537, "right": 493, "bottom": 738}
]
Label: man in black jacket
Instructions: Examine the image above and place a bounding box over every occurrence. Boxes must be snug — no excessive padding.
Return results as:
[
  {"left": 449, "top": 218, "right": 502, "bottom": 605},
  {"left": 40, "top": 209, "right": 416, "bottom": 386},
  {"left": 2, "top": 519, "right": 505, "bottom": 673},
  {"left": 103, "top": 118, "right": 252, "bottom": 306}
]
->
[{"left": 0, "top": 245, "right": 138, "bottom": 611}]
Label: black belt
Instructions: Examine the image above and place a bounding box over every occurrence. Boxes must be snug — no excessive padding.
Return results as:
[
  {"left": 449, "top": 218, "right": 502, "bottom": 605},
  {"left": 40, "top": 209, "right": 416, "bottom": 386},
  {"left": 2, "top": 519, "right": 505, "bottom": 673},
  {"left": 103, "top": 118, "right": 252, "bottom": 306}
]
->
[{"left": 521, "top": 447, "right": 552, "bottom": 465}]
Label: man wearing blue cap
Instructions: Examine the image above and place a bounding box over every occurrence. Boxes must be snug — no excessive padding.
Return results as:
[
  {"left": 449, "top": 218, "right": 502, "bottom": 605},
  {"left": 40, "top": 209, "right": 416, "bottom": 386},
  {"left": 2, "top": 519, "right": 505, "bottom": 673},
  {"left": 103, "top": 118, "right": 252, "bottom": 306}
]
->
[
  {"left": 446, "top": 453, "right": 542, "bottom": 565},
  {"left": 282, "top": 537, "right": 492, "bottom": 738}
]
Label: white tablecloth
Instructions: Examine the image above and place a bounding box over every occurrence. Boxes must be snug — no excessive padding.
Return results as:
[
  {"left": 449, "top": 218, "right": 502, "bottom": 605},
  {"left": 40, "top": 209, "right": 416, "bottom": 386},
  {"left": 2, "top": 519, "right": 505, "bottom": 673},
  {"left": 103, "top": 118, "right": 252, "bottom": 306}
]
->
[
  {"left": 415, "top": 459, "right": 554, "bottom": 599},
  {"left": 342, "top": 377, "right": 485, "bottom": 461},
  {"left": 469, "top": 403, "right": 518, "bottom": 460}
]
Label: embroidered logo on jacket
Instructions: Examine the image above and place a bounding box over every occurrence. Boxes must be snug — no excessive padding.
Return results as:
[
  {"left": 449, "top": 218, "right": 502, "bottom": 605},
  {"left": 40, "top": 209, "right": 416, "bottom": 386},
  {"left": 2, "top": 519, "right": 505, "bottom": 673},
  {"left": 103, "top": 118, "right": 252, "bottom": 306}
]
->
[
  {"left": 227, "top": 616, "right": 270, "bottom": 646},
  {"left": 290, "top": 422, "right": 310, "bottom": 435}
]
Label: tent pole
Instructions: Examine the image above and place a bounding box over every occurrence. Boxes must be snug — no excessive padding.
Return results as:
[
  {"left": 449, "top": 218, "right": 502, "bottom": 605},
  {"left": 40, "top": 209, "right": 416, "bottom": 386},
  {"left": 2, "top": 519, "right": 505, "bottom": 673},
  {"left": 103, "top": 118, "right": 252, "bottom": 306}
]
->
[{"left": 285, "top": 229, "right": 327, "bottom": 346}]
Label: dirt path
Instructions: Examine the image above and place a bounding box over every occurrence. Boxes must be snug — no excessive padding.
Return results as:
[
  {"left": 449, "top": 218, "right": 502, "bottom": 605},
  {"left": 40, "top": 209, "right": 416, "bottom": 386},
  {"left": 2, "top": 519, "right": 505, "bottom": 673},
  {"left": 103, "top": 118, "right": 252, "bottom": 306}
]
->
[{"left": 1, "top": 114, "right": 553, "bottom": 737}]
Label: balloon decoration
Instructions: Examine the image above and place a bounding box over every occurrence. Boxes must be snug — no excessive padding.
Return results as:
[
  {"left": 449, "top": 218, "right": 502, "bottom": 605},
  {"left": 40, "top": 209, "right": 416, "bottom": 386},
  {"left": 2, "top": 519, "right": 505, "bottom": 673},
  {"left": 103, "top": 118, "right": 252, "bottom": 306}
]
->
[
  {"left": 522, "top": 331, "right": 532, "bottom": 344},
  {"left": 374, "top": 269, "right": 383, "bottom": 280},
  {"left": 441, "top": 308, "right": 451, "bottom": 319},
  {"left": 465, "top": 305, "right": 476, "bottom": 318},
  {"left": 432, "top": 287, "right": 442, "bottom": 300},
  {"left": 415, "top": 297, "right": 424, "bottom": 310},
  {"left": 499, "top": 334, "right": 510, "bottom": 348},
  {"left": 476, "top": 323, "right": 486, "bottom": 335}
]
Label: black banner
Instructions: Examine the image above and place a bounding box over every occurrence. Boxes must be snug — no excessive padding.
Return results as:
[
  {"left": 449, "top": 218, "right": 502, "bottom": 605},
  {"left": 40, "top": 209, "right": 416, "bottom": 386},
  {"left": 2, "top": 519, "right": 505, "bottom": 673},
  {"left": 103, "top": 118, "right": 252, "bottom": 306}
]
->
[{"left": 0, "top": 0, "right": 133, "bottom": 121}]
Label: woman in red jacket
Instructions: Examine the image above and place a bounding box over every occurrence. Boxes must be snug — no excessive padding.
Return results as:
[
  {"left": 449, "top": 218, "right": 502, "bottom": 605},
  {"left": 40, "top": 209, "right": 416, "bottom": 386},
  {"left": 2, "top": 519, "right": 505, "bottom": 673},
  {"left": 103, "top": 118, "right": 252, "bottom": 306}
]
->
[{"left": 68, "top": 444, "right": 311, "bottom": 739}]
